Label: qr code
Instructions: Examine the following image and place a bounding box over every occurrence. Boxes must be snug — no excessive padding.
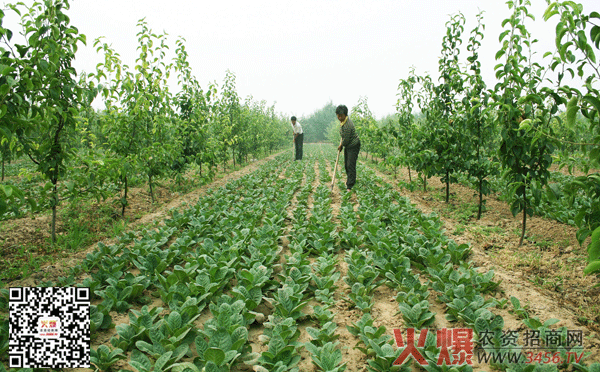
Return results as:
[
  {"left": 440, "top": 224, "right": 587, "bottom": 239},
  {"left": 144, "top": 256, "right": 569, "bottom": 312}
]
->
[{"left": 9, "top": 287, "right": 90, "bottom": 368}]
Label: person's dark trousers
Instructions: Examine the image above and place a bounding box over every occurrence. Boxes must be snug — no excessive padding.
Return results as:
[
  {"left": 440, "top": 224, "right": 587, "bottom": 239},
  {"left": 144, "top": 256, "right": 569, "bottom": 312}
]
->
[
  {"left": 295, "top": 133, "right": 304, "bottom": 160},
  {"left": 344, "top": 140, "right": 360, "bottom": 189}
]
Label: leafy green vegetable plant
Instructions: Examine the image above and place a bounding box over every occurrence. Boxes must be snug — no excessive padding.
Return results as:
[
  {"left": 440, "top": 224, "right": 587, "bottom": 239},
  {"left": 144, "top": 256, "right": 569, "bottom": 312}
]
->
[
  {"left": 135, "top": 310, "right": 194, "bottom": 361},
  {"left": 509, "top": 296, "right": 530, "bottom": 319},
  {"left": 348, "top": 283, "right": 374, "bottom": 313},
  {"left": 258, "top": 316, "right": 302, "bottom": 371},
  {"left": 129, "top": 349, "right": 174, "bottom": 372},
  {"left": 193, "top": 298, "right": 255, "bottom": 371},
  {"left": 271, "top": 285, "right": 309, "bottom": 321},
  {"left": 90, "top": 345, "right": 125, "bottom": 371},
  {"left": 90, "top": 304, "right": 113, "bottom": 336},
  {"left": 306, "top": 321, "right": 340, "bottom": 347},
  {"left": 110, "top": 306, "right": 163, "bottom": 351},
  {"left": 397, "top": 300, "right": 436, "bottom": 329},
  {"left": 304, "top": 342, "right": 347, "bottom": 372},
  {"left": 0, "top": 318, "right": 8, "bottom": 357}
]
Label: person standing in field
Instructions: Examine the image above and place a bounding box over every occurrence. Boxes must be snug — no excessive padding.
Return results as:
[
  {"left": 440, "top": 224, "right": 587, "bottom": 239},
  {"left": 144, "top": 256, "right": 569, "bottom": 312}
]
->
[
  {"left": 336, "top": 105, "right": 361, "bottom": 192},
  {"left": 291, "top": 116, "right": 303, "bottom": 160}
]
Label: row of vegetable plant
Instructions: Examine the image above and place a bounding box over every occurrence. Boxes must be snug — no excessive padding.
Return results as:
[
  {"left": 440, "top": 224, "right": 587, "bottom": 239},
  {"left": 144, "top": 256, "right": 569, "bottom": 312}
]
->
[
  {"left": 348, "top": 159, "right": 597, "bottom": 372},
  {"left": 305, "top": 148, "right": 347, "bottom": 372},
  {"left": 1, "top": 151, "right": 307, "bottom": 371},
  {"left": 2, "top": 144, "right": 599, "bottom": 372}
]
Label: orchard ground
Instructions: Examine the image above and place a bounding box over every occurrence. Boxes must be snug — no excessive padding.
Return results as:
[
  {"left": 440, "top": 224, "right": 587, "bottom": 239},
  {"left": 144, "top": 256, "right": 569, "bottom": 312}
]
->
[{"left": 2, "top": 143, "right": 599, "bottom": 371}]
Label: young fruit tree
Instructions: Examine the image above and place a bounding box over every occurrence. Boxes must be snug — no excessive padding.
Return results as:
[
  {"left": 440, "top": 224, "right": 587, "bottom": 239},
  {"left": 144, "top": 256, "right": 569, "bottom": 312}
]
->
[
  {"left": 434, "top": 13, "right": 467, "bottom": 204},
  {"left": 462, "top": 12, "right": 496, "bottom": 220},
  {"left": 7, "top": 0, "right": 92, "bottom": 241},
  {"left": 494, "top": 0, "right": 557, "bottom": 246},
  {"left": 544, "top": 0, "right": 600, "bottom": 274},
  {"left": 393, "top": 67, "right": 418, "bottom": 182}
]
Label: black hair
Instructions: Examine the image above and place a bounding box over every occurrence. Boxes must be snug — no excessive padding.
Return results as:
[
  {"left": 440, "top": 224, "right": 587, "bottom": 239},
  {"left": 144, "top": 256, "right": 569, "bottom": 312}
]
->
[
  {"left": 335, "top": 105, "right": 348, "bottom": 116},
  {"left": 291, "top": 116, "right": 296, "bottom": 121}
]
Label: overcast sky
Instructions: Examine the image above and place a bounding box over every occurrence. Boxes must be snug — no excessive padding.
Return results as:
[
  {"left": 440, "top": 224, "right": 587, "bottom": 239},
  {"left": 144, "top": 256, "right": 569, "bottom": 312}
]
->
[{"left": 4, "top": 0, "right": 599, "bottom": 119}]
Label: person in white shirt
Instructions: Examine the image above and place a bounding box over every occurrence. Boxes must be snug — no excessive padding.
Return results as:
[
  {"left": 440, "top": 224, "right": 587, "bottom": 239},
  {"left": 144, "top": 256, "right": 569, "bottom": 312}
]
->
[{"left": 291, "top": 116, "right": 303, "bottom": 160}]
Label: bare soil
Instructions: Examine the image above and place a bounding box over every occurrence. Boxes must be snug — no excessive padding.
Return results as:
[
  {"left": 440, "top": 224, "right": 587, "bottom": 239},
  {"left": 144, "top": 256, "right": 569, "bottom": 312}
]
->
[{"left": 2, "top": 146, "right": 599, "bottom": 371}]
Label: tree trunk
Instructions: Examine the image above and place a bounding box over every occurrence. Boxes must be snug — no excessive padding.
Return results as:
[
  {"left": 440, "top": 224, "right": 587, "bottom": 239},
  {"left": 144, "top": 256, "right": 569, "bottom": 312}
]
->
[
  {"left": 408, "top": 165, "right": 412, "bottom": 183},
  {"left": 1, "top": 157, "right": 4, "bottom": 181},
  {"left": 51, "top": 181, "right": 58, "bottom": 243},
  {"left": 477, "top": 119, "right": 483, "bottom": 220},
  {"left": 519, "top": 192, "right": 527, "bottom": 246},
  {"left": 122, "top": 175, "right": 128, "bottom": 217},
  {"left": 445, "top": 170, "right": 450, "bottom": 203},
  {"left": 148, "top": 173, "right": 154, "bottom": 203},
  {"left": 477, "top": 178, "right": 483, "bottom": 220}
]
